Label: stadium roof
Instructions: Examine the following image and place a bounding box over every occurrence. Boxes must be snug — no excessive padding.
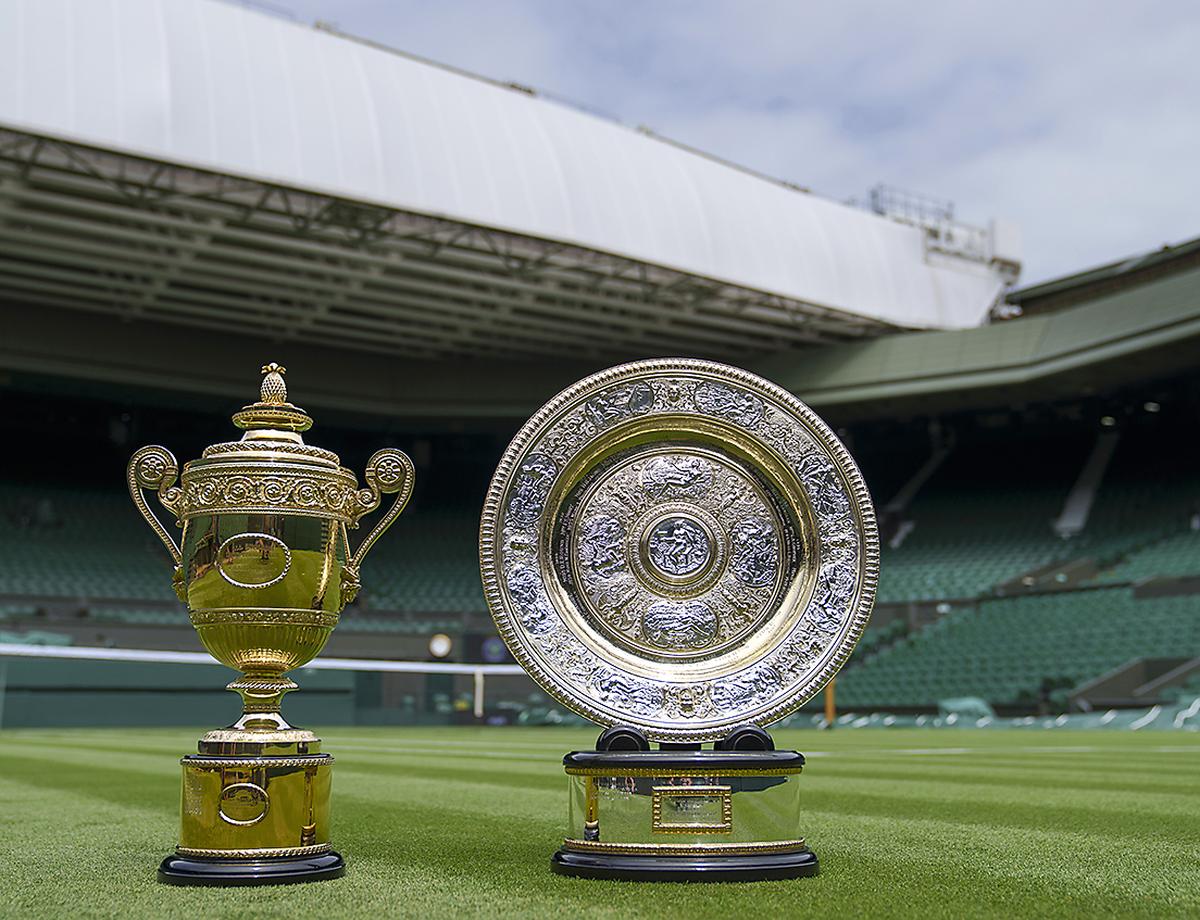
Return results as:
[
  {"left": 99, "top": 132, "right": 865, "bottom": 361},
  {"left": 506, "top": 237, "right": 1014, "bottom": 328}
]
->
[
  {"left": 0, "top": 0, "right": 1016, "bottom": 364},
  {"left": 5, "top": 245, "right": 1195, "bottom": 424},
  {"left": 757, "top": 256, "right": 1200, "bottom": 421},
  {"left": 1007, "top": 234, "right": 1200, "bottom": 315}
]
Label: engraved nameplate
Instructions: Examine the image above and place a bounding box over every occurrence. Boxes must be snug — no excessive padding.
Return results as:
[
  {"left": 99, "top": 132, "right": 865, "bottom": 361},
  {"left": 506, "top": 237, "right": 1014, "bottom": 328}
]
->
[{"left": 651, "top": 785, "right": 733, "bottom": 834}]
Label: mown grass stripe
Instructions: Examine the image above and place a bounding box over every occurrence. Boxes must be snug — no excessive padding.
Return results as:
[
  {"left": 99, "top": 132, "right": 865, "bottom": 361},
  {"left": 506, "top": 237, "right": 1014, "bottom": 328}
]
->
[
  {"left": 3, "top": 727, "right": 1198, "bottom": 919},
  {"left": 813, "top": 762, "right": 1200, "bottom": 795},
  {"left": 796, "top": 785, "right": 1200, "bottom": 845}
]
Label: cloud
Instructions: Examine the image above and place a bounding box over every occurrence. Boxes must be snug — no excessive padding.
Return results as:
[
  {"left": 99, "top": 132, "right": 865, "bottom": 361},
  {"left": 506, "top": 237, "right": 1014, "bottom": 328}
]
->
[{"left": 278, "top": 0, "right": 1200, "bottom": 282}]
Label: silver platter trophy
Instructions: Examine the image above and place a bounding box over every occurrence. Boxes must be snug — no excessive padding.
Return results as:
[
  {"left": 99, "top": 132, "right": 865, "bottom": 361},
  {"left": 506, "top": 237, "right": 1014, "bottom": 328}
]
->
[{"left": 480, "top": 359, "right": 878, "bottom": 881}]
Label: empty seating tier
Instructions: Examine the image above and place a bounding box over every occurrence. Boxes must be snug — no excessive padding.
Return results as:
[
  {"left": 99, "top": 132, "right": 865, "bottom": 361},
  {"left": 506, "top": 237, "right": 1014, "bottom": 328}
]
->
[{"left": 838, "top": 589, "right": 1200, "bottom": 709}]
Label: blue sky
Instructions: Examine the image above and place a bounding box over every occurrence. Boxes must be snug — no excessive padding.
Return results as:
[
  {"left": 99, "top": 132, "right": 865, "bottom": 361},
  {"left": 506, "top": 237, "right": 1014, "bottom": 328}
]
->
[{"left": 277, "top": 0, "right": 1199, "bottom": 284}]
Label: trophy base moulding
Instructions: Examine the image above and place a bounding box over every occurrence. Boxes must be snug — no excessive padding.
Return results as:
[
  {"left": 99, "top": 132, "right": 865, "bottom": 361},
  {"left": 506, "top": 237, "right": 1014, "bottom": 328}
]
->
[
  {"left": 550, "top": 849, "right": 817, "bottom": 884},
  {"left": 159, "top": 852, "right": 346, "bottom": 887},
  {"left": 156, "top": 725, "right": 346, "bottom": 886},
  {"left": 550, "top": 726, "right": 819, "bottom": 883}
]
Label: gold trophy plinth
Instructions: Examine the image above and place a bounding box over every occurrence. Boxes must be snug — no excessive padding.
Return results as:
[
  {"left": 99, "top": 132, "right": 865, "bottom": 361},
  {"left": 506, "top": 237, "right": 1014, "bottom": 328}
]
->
[{"left": 128, "top": 363, "right": 414, "bottom": 885}]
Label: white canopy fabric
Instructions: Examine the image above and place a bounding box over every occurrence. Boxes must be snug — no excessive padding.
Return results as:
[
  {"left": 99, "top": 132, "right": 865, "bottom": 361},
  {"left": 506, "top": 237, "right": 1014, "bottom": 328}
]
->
[{"left": 0, "top": 0, "right": 1005, "bottom": 329}]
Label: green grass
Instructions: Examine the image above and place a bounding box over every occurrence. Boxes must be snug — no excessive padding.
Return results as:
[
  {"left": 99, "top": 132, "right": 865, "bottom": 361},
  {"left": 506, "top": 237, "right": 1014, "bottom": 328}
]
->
[{"left": 1, "top": 727, "right": 1198, "bottom": 918}]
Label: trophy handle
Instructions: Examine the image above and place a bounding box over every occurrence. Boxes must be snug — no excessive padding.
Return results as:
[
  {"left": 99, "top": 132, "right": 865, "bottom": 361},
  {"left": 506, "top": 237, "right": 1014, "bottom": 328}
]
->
[
  {"left": 127, "top": 445, "right": 184, "bottom": 567},
  {"left": 347, "top": 448, "right": 415, "bottom": 573}
]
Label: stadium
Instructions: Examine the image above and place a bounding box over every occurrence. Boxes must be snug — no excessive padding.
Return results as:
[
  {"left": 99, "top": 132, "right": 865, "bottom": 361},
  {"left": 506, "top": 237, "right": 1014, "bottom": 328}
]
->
[{"left": 1, "top": 0, "right": 1197, "bottom": 916}]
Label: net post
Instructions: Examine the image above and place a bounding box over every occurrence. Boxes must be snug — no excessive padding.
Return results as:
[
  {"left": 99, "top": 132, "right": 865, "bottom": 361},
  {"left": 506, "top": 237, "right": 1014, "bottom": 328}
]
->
[{"left": 824, "top": 677, "right": 836, "bottom": 728}]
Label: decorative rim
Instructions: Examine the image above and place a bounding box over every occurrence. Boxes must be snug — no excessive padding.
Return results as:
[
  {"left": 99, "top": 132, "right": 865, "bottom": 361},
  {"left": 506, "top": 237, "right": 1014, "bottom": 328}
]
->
[
  {"left": 181, "top": 756, "right": 334, "bottom": 768},
  {"left": 201, "top": 440, "right": 340, "bottom": 463},
  {"left": 561, "top": 839, "right": 808, "bottom": 856},
  {"left": 176, "top": 462, "right": 362, "bottom": 523},
  {"left": 175, "top": 844, "right": 331, "bottom": 859},
  {"left": 564, "top": 766, "right": 803, "bottom": 777},
  {"left": 189, "top": 609, "right": 340, "bottom": 628},
  {"left": 479, "top": 358, "right": 878, "bottom": 742}
]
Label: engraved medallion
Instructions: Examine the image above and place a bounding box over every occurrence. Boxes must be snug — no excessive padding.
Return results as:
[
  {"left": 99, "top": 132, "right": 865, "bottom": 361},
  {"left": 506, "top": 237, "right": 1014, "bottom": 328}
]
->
[{"left": 480, "top": 359, "right": 878, "bottom": 742}]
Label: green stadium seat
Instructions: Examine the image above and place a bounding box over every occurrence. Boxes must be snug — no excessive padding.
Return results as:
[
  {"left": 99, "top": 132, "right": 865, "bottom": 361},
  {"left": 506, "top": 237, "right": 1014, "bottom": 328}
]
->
[{"left": 839, "top": 587, "right": 1200, "bottom": 709}]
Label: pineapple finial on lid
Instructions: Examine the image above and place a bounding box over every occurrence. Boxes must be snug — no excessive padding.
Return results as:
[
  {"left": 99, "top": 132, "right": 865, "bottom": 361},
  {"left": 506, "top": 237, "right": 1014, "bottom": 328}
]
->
[
  {"left": 260, "top": 362, "right": 288, "bottom": 405},
  {"left": 232, "top": 361, "right": 313, "bottom": 434}
]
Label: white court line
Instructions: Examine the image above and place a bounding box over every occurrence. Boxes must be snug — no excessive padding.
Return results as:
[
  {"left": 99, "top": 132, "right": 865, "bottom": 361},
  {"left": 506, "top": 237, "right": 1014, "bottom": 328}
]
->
[
  {"left": 0, "top": 643, "right": 523, "bottom": 675},
  {"left": 1018, "top": 745, "right": 1099, "bottom": 753},
  {"left": 1149, "top": 745, "right": 1200, "bottom": 753},
  {"left": 325, "top": 735, "right": 582, "bottom": 751},
  {"left": 897, "top": 748, "right": 972, "bottom": 755},
  {"left": 334, "top": 743, "right": 556, "bottom": 764},
  {"left": 328, "top": 741, "right": 839, "bottom": 759},
  {"left": 328, "top": 735, "right": 878, "bottom": 758},
  {"left": 4, "top": 733, "right": 1197, "bottom": 762},
  {"left": 309, "top": 743, "right": 843, "bottom": 763},
  {"left": 816, "top": 745, "right": 1198, "bottom": 757}
]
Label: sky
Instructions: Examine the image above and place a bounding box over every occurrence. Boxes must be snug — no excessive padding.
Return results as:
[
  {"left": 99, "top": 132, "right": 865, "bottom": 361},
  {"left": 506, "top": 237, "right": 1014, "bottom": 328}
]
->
[{"left": 275, "top": 0, "right": 1200, "bottom": 284}]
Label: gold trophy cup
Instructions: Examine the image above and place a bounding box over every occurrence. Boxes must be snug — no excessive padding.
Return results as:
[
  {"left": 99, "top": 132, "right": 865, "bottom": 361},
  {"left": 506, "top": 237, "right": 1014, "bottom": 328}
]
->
[{"left": 128, "top": 363, "right": 414, "bottom": 885}]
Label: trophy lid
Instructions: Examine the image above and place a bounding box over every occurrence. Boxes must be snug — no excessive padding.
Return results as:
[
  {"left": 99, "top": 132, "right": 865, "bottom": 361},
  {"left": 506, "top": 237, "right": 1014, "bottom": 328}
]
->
[
  {"left": 232, "top": 362, "right": 313, "bottom": 434},
  {"left": 196, "top": 363, "right": 340, "bottom": 467}
]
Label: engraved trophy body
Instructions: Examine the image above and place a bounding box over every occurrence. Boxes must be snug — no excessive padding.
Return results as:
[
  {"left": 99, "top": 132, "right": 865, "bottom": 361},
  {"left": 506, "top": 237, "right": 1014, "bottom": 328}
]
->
[
  {"left": 128, "top": 364, "right": 414, "bottom": 885},
  {"left": 480, "top": 359, "right": 877, "bottom": 881}
]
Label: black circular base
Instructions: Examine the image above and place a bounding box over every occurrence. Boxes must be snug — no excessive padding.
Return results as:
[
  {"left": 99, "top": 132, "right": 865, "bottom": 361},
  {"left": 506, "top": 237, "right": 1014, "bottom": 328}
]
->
[
  {"left": 551, "top": 847, "right": 818, "bottom": 882},
  {"left": 158, "top": 851, "right": 346, "bottom": 886}
]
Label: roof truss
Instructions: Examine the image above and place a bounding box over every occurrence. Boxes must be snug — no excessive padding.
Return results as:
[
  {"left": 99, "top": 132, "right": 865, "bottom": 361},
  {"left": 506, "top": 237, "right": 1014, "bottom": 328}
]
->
[{"left": 0, "top": 129, "right": 892, "bottom": 362}]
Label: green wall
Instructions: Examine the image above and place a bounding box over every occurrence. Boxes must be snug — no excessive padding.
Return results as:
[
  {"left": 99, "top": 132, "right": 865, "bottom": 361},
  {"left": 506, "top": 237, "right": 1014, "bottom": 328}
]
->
[{"left": 0, "top": 658, "right": 355, "bottom": 728}]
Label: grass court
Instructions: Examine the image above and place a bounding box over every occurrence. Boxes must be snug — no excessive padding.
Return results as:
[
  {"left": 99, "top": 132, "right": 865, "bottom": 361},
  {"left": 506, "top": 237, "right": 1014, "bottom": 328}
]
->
[{"left": 1, "top": 727, "right": 1197, "bottom": 918}]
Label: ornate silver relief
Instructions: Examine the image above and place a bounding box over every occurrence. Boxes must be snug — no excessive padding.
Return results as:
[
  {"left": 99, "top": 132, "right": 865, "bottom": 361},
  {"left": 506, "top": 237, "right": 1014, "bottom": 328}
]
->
[
  {"left": 480, "top": 359, "right": 878, "bottom": 742},
  {"left": 506, "top": 565, "right": 555, "bottom": 635},
  {"left": 646, "top": 517, "right": 712, "bottom": 577},
  {"left": 711, "top": 663, "right": 785, "bottom": 712},
  {"left": 585, "top": 381, "right": 654, "bottom": 428},
  {"left": 566, "top": 450, "right": 784, "bottom": 661},
  {"left": 591, "top": 668, "right": 662, "bottom": 714},
  {"left": 661, "top": 683, "right": 719, "bottom": 720},
  {"left": 643, "top": 600, "right": 718, "bottom": 649},
  {"left": 729, "top": 517, "right": 779, "bottom": 587},
  {"left": 639, "top": 455, "right": 713, "bottom": 500},
  {"left": 506, "top": 453, "right": 558, "bottom": 526},
  {"left": 694, "top": 381, "right": 765, "bottom": 427},
  {"left": 578, "top": 515, "right": 627, "bottom": 577}
]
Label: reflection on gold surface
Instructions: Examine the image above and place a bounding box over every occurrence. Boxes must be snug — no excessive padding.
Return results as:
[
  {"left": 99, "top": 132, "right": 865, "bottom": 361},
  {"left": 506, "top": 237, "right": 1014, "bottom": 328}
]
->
[
  {"left": 128, "top": 364, "right": 414, "bottom": 864},
  {"left": 566, "top": 768, "right": 803, "bottom": 849}
]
